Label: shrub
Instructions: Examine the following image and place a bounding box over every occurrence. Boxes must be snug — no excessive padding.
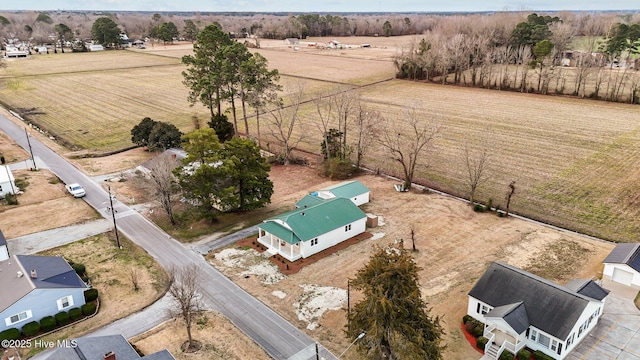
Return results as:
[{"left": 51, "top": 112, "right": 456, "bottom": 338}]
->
[
  {"left": 465, "top": 320, "right": 477, "bottom": 334},
  {"left": 533, "top": 350, "right": 555, "bottom": 360},
  {"left": 21, "top": 321, "right": 40, "bottom": 337},
  {"left": 476, "top": 336, "right": 489, "bottom": 351},
  {"left": 462, "top": 314, "right": 474, "bottom": 324},
  {"left": 0, "top": 328, "right": 20, "bottom": 342},
  {"left": 81, "top": 302, "right": 97, "bottom": 316},
  {"left": 84, "top": 288, "right": 99, "bottom": 302},
  {"left": 322, "top": 158, "right": 355, "bottom": 180},
  {"left": 473, "top": 323, "right": 485, "bottom": 338},
  {"left": 473, "top": 203, "right": 485, "bottom": 212},
  {"left": 0, "top": 155, "right": 5, "bottom": 164},
  {"left": 40, "top": 316, "right": 57, "bottom": 332},
  {"left": 68, "top": 307, "right": 82, "bottom": 320},
  {"left": 55, "top": 311, "right": 70, "bottom": 326},
  {"left": 517, "top": 348, "right": 531, "bottom": 360},
  {"left": 71, "top": 263, "right": 86, "bottom": 276},
  {"left": 4, "top": 193, "right": 18, "bottom": 205},
  {"left": 500, "top": 350, "right": 515, "bottom": 360}
]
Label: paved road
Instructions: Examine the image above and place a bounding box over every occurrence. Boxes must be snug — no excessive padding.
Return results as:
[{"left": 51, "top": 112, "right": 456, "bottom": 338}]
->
[{"left": 0, "top": 114, "right": 337, "bottom": 359}]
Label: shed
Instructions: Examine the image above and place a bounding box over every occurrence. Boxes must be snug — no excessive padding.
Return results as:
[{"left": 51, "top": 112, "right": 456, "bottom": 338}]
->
[
  {"left": 603, "top": 243, "right": 640, "bottom": 287},
  {"left": 89, "top": 44, "right": 104, "bottom": 51}
]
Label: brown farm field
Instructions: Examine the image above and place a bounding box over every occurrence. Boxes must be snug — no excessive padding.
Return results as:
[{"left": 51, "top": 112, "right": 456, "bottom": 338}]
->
[{"left": 1, "top": 36, "right": 639, "bottom": 244}]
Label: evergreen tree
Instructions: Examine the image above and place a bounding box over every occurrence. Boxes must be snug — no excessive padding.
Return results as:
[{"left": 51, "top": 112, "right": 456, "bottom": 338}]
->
[
  {"left": 91, "top": 17, "right": 122, "bottom": 47},
  {"left": 347, "top": 242, "right": 445, "bottom": 360}
]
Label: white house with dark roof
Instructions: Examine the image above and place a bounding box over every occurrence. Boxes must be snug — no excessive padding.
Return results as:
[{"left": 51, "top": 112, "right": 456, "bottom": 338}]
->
[
  {"left": 468, "top": 262, "right": 608, "bottom": 360},
  {"left": 602, "top": 243, "right": 640, "bottom": 287},
  {"left": 36, "top": 334, "right": 176, "bottom": 360},
  {"left": 0, "top": 255, "right": 88, "bottom": 332}
]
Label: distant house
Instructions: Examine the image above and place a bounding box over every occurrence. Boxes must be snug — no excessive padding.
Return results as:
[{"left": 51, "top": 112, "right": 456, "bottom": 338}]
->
[
  {"left": 5, "top": 46, "right": 28, "bottom": 58},
  {"left": 0, "top": 229, "right": 8, "bottom": 261},
  {"left": 258, "top": 197, "right": 366, "bottom": 262},
  {"left": 313, "top": 180, "right": 370, "bottom": 206},
  {"left": 284, "top": 38, "right": 299, "bottom": 45},
  {"left": 133, "top": 39, "right": 146, "bottom": 49},
  {"left": 0, "top": 255, "right": 88, "bottom": 333},
  {"left": 0, "top": 165, "right": 18, "bottom": 198},
  {"left": 36, "top": 334, "right": 176, "bottom": 360},
  {"left": 603, "top": 243, "right": 640, "bottom": 288},
  {"left": 89, "top": 44, "right": 104, "bottom": 51},
  {"left": 468, "top": 262, "right": 608, "bottom": 360}
]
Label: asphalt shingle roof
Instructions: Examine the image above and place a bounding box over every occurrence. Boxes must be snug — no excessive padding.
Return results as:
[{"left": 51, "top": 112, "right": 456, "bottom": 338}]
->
[
  {"left": 469, "top": 262, "right": 607, "bottom": 340},
  {"left": 485, "top": 301, "right": 529, "bottom": 334},
  {"left": 603, "top": 243, "right": 640, "bottom": 272},
  {"left": 565, "top": 279, "right": 610, "bottom": 301},
  {"left": 37, "top": 334, "right": 176, "bottom": 360},
  {"left": 0, "top": 229, "right": 6, "bottom": 247},
  {"left": 16, "top": 255, "right": 86, "bottom": 289}
]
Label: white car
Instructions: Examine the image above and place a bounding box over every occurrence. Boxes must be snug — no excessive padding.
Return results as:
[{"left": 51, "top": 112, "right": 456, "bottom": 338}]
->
[{"left": 65, "top": 183, "right": 86, "bottom": 198}]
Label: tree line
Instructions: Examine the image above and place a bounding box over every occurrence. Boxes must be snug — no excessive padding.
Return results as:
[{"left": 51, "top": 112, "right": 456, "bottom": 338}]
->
[{"left": 394, "top": 12, "right": 640, "bottom": 104}]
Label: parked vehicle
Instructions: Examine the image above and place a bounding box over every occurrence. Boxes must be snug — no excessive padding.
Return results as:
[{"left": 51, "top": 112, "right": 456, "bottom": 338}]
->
[{"left": 65, "top": 183, "right": 86, "bottom": 198}]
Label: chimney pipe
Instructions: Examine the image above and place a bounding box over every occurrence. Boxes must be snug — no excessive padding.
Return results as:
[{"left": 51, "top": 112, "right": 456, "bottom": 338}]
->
[
  {"left": 103, "top": 351, "right": 116, "bottom": 360},
  {"left": 31, "top": 269, "right": 37, "bottom": 278}
]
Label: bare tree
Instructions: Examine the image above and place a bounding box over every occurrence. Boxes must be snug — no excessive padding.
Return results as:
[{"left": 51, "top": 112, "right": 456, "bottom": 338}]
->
[
  {"left": 143, "top": 152, "right": 180, "bottom": 225},
  {"left": 463, "top": 140, "right": 492, "bottom": 204},
  {"left": 377, "top": 108, "right": 439, "bottom": 191},
  {"left": 353, "top": 103, "right": 380, "bottom": 168},
  {"left": 265, "top": 81, "right": 306, "bottom": 165},
  {"left": 505, "top": 181, "right": 516, "bottom": 217},
  {"left": 167, "top": 265, "right": 203, "bottom": 352},
  {"left": 129, "top": 268, "right": 141, "bottom": 291}
]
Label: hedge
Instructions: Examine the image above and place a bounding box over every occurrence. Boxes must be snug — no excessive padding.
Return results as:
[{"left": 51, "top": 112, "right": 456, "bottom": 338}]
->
[
  {"left": 21, "top": 321, "right": 40, "bottom": 337},
  {"left": 40, "top": 316, "right": 57, "bottom": 332},
  {"left": 533, "top": 350, "right": 555, "bottom": 360},
  {"left": 0, "top": 328, "right": 20, "bottom": 342},
  {"left": 68, "top": 307, "right": 83, "bottom": 320},
  {"left": 517, "top": 348, "right": 531, "bottom": 360},
  {"left": 462, "top": 314, "right": 474, "bottom": 324},
  {"left": 476, "top": 336, "right": 489, "bottom": 351},
  {"left": 473, "top": 323, "right": 484, "bottom": 338},
  {"left": 81, "top": 302, "right": 97, "bottom": 316},
  {"left": 55, "top": 311, "right": 70, "bottom": 326},
  {"left": 71, "top": 263, "right": 86, "bottom": 276},
  {"left": 500, "top": 350, "right": 515, "bottom": 360},
  {"left": 84, "top": 288, "right": 99, "bottom": 302}
]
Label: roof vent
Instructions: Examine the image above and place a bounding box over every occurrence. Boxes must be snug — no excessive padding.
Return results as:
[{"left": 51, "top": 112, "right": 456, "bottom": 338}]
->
[
  {"left": 16, "top": 271, "right": 23, "bottom": 278},
  {"left": 301, "top": 212, "right": 305, "bottom": 216},
  {"left": 104, "top": 351, "right": 116, "bottom": 360},
  {"left": 30, "top": 269, "right": 37, "bottom": 279}
]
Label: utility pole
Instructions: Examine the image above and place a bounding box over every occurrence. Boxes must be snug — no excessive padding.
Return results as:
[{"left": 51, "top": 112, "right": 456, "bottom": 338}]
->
[
  {"left": 107, "top": 185, "right": 122, "bottom": 249},
  {"left": 25, "top": 128, "right": 37, "bottom": 171}
]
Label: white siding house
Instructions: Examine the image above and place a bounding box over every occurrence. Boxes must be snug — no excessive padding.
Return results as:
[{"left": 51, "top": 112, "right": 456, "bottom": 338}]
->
[
  {"left": 258, "top": 197, "right": 366, "bottom": 262},
  {"left": 602, "top": 243, "right": 640, "bottom": 288},
  {"left": 313, "top": 180, "right": 370, "bottom": 206},
  {"left": 468, "top": 262, "right": 608, "bottom": 359}
]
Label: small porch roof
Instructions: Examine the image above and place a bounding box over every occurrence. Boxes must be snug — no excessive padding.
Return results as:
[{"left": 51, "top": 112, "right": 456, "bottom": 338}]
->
[
  {"left": 259, "top": 221, "right": 301, "bottom": 245},
  {"left": 485, "top": 301, "right": 529, "bottom": 334}
]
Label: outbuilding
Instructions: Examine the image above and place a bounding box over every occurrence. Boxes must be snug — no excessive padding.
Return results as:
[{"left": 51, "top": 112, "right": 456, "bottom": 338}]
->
[
  {"left": 602, "top": 243, "right": 640, "bottom": 287},
  {"left": 0, "top": 165, "right": 17, "bottom": 198}
]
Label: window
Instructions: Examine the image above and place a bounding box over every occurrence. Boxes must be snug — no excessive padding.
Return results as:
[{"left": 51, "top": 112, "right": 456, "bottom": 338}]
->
[
  {"left": 344, "top": 224, "right": 351, "bottom": 232},
  {"left": 538, "top": 333, "right": 551, "bottom": 348},
  {"left": 5, "top": 310, "right": 32, "bottom": 326},
  {"left": 551, "top": 340, "right": 558, "bottom": 351},
  {"left": 57, "top": 295, "right": 74, "bottom": 310},
  {"left": 481, "top": 305, "right": 490, "bottom": 315},
  {"left": 530, "top": 329, "right": 538, "bottom": 342},
  {"left": 310, "top": 238, "right": 318, "bottom": 246}
]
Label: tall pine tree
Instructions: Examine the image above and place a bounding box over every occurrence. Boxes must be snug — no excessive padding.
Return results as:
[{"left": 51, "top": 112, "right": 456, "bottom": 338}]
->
[{"left": 347, "top": 242, "right": 445, "bottom": 360}]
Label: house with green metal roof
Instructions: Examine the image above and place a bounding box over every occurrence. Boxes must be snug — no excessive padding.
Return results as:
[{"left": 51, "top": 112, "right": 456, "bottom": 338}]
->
[
  {"left": 315, "top": 180, "right": 370, "bottom": 206},
  {"left": 258, "top": 197, "right": 366, "bottom": 261}
]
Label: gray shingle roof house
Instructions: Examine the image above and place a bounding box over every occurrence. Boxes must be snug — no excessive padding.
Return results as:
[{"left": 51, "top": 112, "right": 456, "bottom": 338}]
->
[
  {"left": 467, "top": 262, "right": 608, "bottom": 360},
  {"left": 602, "top": 243, "right": 640, "bottom": 287},
  {"left": 35, "top": 334, "right": 175, "bottom": 360},
  {"left": 0, "top": 255, "right": 88, "bottom": 333}
]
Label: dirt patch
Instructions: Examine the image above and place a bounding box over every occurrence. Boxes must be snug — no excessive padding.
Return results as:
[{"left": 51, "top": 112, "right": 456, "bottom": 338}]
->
[
  {"left": 208, "top": 168, "right": 615, "bottom": 359},
  {"left": 131, "top": 311, "right": 270, "bottom": 360},
  {"left": 72, "top": 147, "right": 155, "bottom": 176}
]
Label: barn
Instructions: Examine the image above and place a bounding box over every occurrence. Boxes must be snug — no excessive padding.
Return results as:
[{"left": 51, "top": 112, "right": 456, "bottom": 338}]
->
[{"left": 602, "top": 243, "right": 640, "bottom": 288}]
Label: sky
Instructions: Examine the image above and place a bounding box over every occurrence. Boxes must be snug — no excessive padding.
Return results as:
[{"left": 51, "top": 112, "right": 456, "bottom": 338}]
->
[{"left": 1, "top": 1, "right": 639, "bottom": 13}]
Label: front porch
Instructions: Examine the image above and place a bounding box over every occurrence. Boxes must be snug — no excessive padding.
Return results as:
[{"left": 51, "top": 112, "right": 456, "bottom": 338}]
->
[
  {"left": 483, "top": 324, "right": 526, "bottom": 359},
  {"left": 257, "top": 231, "right": 302, "bottom": 262}
]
